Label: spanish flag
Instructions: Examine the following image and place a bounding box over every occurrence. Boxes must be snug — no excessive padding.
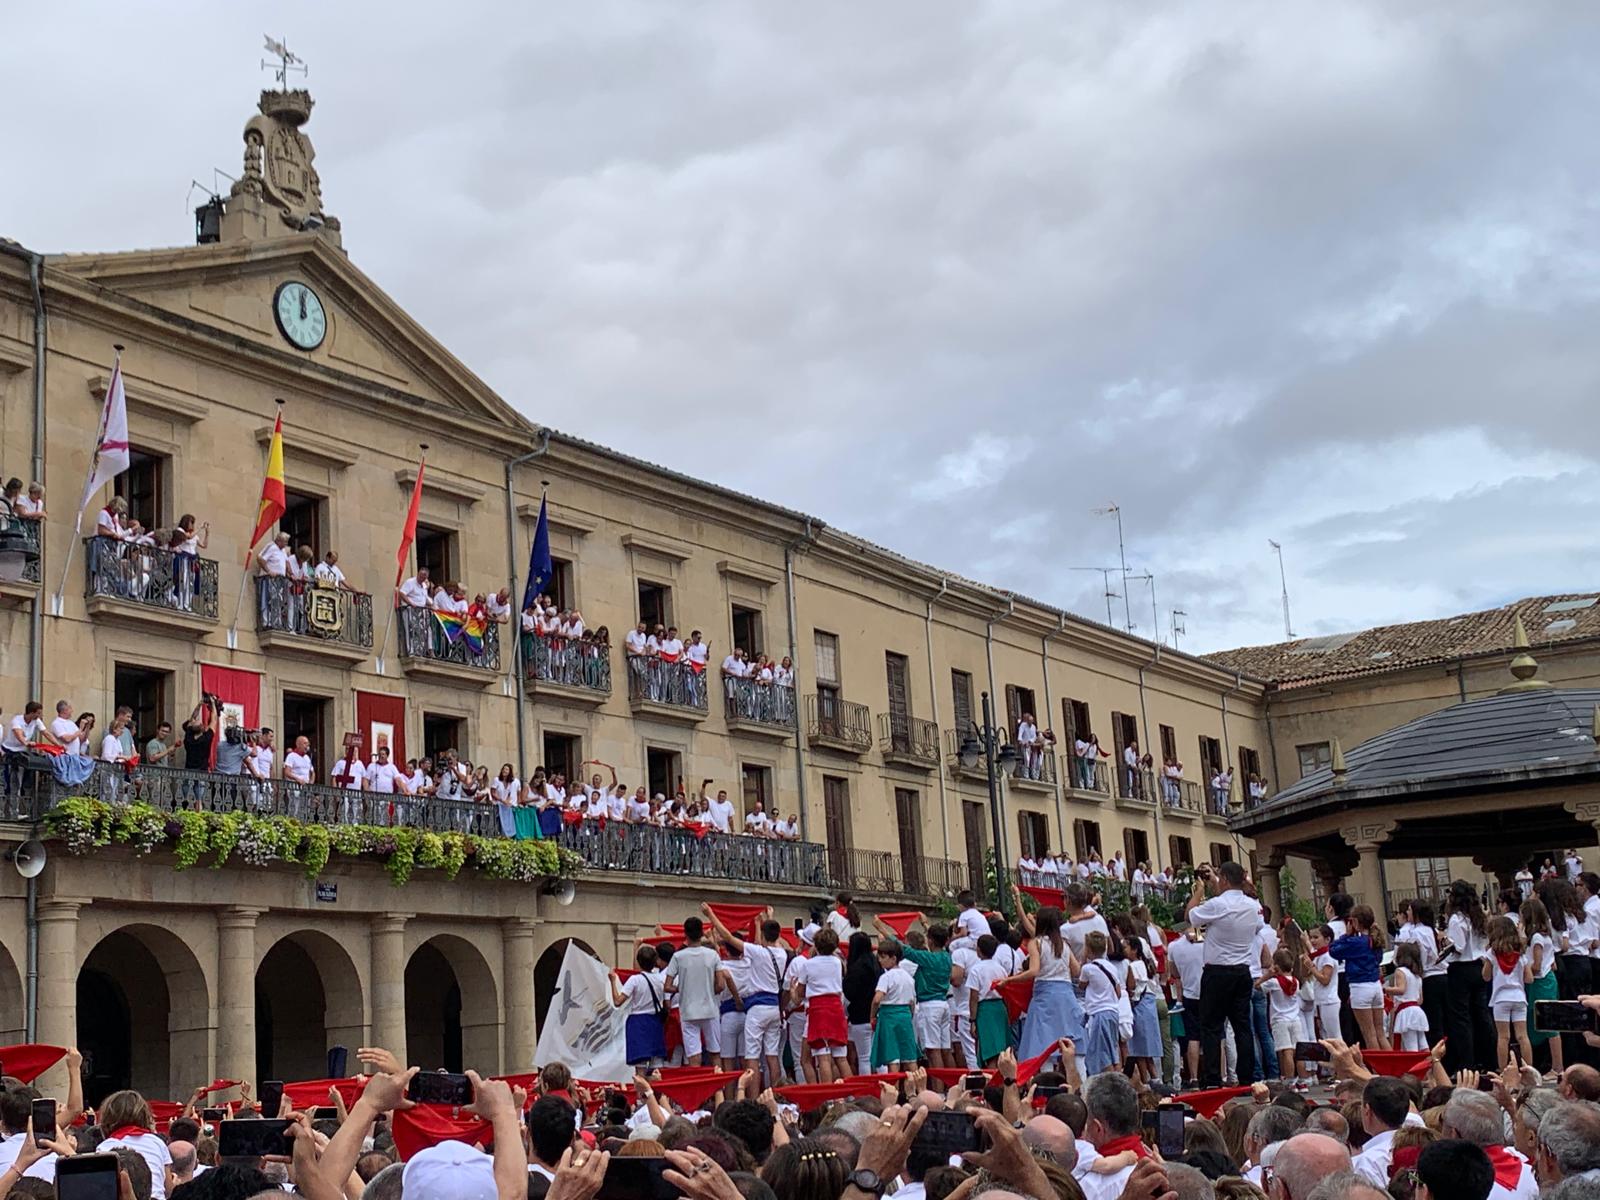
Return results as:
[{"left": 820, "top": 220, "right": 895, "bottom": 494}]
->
[{"left": 250, "top": 412, "right": 287, "bottom": 551}]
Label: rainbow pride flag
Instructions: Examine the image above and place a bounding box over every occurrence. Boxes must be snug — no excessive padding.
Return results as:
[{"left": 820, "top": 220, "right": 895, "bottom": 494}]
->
[
  {"left": 433, "top": 609, "right": 466, "bottom": 645},
  {"left": 464, "top": 605, "right": 489, "bottom": 655}
]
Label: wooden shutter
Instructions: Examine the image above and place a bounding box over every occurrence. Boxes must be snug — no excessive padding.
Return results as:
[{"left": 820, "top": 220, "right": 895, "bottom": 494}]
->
[
  {"left": 886, "top": 653, "right": 911, "bottom": 749},
  {"left": 952, "top": 671, "right": 973, "bottom": 734},
  {"left": 1004, "top": 685, "right": 1021, "bottom": 733}
]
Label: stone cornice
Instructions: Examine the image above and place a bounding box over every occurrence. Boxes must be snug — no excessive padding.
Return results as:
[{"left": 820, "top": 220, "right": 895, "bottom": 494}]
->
[
  {"left": 89, "top": 372, "right": 208, "bottom": 424},
  {"left": 395, "top": 466, "right": 485, "bottom": 505}
]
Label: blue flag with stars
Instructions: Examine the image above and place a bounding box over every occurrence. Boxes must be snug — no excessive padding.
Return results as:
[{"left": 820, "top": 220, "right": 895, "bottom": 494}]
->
[{"left": 523, "top": 494, "right": 553, "bottom": 612}]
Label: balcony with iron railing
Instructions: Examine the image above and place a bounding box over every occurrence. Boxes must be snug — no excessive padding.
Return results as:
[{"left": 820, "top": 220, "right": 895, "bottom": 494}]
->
[
  {"left": 394, "top": 604, "right": 502, "bottom": 686},
  {"left": 945, "top": 726, "right": 999, "bottom": 784},
  {"left": 807, "top": 694, "right": 873, "bottom": 755},
  {"left": 722, "top": 677, "right": 796, "bottom": 740},
  {"left": 1152, "top": 775, "right": 1204, "bottom": 820},
  {"left": 1008, "top": 745, "right": 1058, "bottom": 794},
  {"left": 255, "top": 576, "right": 373, "bottom": 663},
  {"left": 879, "top": 712, "right": 939, "bottom": 771},
  {"left": 822, "top": 845, "right": 969, "bottom": 903},
  {"left": 524, "top": 634, "right": 612, "bottom": 708},
  {"left": 1063, "top": 755, "right": 1111, "bottom": 799},
  {"left": 0, "top": 518, "right": 42, "bottom": 602},
  {"left": 82, "top": 536, "right": 220, "bottom": 635},
  {"left": 625, "top": 656, "right": 709, "bottom": 724}
]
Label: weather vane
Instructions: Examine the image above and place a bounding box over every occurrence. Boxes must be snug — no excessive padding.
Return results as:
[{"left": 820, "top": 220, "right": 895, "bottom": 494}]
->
[{"left": 261, "top": 35, "right": 307, "bottom": 89}]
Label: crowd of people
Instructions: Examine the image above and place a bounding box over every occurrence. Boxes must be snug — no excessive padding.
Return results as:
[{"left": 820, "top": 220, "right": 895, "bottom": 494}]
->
[
  {"left": 1064, "top": 732, "right": 1269, "bottom": 813},
  {"left": 1017, "top": 851, "right": 1177, "bottom": 899}
]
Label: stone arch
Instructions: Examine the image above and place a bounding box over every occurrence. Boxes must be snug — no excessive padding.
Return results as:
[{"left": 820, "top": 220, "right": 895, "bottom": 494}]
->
[
  {"left": 255, "top": 929, "right": 366, "bottom": 1081},
  {"left": 0, "top": 941, "right": 23, "bottom": 1045},
  {"left": 406, "top": 934, "right": 499, "bottom": 1073},
  {"left": 533, "top": 937, "right": 598, "bottom": 1036},
  {"left": 77, "top": 923, "right": 210, "bottom": 1104}
]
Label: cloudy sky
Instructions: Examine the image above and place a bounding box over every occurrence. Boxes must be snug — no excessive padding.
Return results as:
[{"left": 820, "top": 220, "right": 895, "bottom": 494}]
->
[{"left": 6, "top": 3, "right": 1598, "bottom": 653}]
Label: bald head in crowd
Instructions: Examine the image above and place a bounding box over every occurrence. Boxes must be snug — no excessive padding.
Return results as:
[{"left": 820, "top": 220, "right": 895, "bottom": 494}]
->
[
  {"left": 1274, "top": 1132, "right": 1354, "bottom": 1200},
  {"left": 1019, "top": 1115, "right": 1076, "bottom": 1173},
  {"left": 1558, "top": 1065, "right": 1600, "bottom": 1103},
  {"left": 1303, "top": 1107, "right": 1350, "bottom": 1142},
  {"left": 167, "top": 1142, "right": 197, "bottom": 1186}
]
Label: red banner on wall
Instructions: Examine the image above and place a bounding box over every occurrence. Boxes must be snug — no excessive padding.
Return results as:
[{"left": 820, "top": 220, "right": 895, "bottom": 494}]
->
[
  {"left": 199, "top": 664, "right": 261, "bottom": 768},
  {"left": 355, "top": 690, "right": 406, "bottom": 769}
]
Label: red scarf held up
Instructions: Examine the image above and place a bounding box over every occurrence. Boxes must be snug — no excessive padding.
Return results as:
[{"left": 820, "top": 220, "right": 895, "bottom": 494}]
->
[
  {"left": 1274, "top": 974, "right": 1298, "bottom": 997},
  {"left": 1096, "top": 1134, "right": 1151, "bottom": 1159},
  {"left": 1482, "top": 1145, "right": 1527, "bottom": 1190},
  {"left": 1495, "top": 951, "right": 1523, "bottom": 976}
]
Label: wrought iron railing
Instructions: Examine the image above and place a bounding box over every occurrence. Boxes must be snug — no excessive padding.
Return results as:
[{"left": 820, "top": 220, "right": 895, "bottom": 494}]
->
[
  {"left": 1151, "top": 776, "right": 1204, "bottom": 814},
  {"left": 256, "top": 576, "right": 373, "bottom": 648},
  {"left": 878, "top": 712, "right": 939, "bottom": 763},
  {"left": 823, "top": 846, "right": 967, "bottom": 901},
  {"left": 395, "top": 605, "right": 501, "bottom": 671},
  {"left": 723, "top": 678, "right": 796, "bottom": 729},
  {"left": 807, "top": 694, "right": 872, "bottom": 750},
  {"left": 553, "top": 820, "right": 826, "bottom": 887},
  {"left": 1009, "top": 748, "right": 1058, "bottom": 786},
  {"left": 84, "top": 537, "right": 219, "bottom": 617},
  {"left": 1065, "top": 757, "right": 1111, "bottom": 795},
  {"left": 1205, "top": 777, "right": 1235, "bottom": 817},
  {"left": 2, "top": 518, "right": 42, "bottom": 584},
  {"left": 524, "top": 635, "right": 613, "bottom": 695},
  {"left": 625, "top": 657, "right": 710, "bottom": 712}
]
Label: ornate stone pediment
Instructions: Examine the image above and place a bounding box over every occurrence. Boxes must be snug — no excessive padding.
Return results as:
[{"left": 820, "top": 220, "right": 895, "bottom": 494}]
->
[{"left": 227, "top": 88, "right": 341, "bottom": 243}]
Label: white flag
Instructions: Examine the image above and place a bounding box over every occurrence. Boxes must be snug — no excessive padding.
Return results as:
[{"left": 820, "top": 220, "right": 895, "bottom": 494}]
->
[
  {"left": 76, "top": 358, "right": 131, "bottom": 530},
  {"left": 532, "top": 942, "right": 629, "bottom": 1082}
]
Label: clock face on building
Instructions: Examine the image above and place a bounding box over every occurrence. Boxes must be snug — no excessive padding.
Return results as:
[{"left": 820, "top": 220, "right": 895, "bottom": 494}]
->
[{"left": 273, "top": 280, "right": 327, "bottom": 351}]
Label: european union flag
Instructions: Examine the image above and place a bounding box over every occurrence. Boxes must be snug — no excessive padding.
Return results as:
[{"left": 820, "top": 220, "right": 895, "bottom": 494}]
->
[{"left": 522, "top": 494, "right": 553, "bottom": 611}]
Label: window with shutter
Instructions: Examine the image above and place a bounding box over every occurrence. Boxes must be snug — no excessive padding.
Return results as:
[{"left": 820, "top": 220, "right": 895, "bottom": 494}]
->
[{"left": 952, "top": 670, "right": 974, "bottom": 735}]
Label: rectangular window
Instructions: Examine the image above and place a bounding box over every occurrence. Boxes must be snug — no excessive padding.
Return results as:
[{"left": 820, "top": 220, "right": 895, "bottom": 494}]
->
[
  {"left": 1063, "top": 699, "right": 1091, "bottom": 743},
  {"left": 422, "top": 712, "right": 465, "bottom": 763},
  {"left": 1159, "top": 724, "right": 1178, "bottom": 764},
  {"left": 741, "top": 763, "right": 772, "bottom": 818},
  {"left": 1238, "top": 745, "right": 1262, "bottom": 782},
  {"left": 962, "top": 800, "right": 987, "bottom": 898},
  {"left": 542, "top": 732, "right": 581, "bottom": 785},
  {"left": 280, "top": 488, "right": 325, "bottom": 561},
  {"left": 646, "top": 746, "right": 682, "bottom": 801},
  {"left": 1414, "top": 857, "right": 1451, "bottom": 891},
  {"left": 895, "top": 788, "right": 924, "bottom": 893},
  {"left": 1296, "top": 741, "right": 1332, "bottom": 780},
  {"left": 952, "top": 670, "right": 974, "bottom": 735},
  {"left": 813, "top": 631, "right": 840, "bottom": 685},
  {"left": 1169, "top": 835, "right": 1194, "bottom": 868},
  {"left": 1123, "top": 828, "right": 1150, "bottom": 871},
  {"left": 1004, "top": 685, "right": 1038, "bottom": 735},
  {"left": 885, "top": 653, "right": 912, "bottom": 749},
  {"left": 732, "top": 606, "right": 764, "bottom": 658},
  {"left": 414, "top": 523, "right": 456, "bottom": 586},
  {"left": 549, "top": 558, "right": 574, "bottom": 611},
  {"left": 112, "top": 448, "right": 166, "bottom": 534},
  {"left": 282, "top": 692, "right": 331, "bottom": 782},
  {"left": 1016, "top": 810, "right": 1049, "bottom": 860},
  {"left": 823, "top": 776, "right": 852, "bottom": 881},
  {"left": 1210, "top": 842, "right": 1234, "bottom": 866},
  {"left": 1112, "top": 711, "right": 1142, "bottom": 796},
  {"left": 113, "top": 664, "right": 170, "bottom": 754},
  {"left": 1073, "top": 818, "right": 1102, "bottom": 864},
  {"left": 1198, "top": 735, "right": 1224, "bottom": 776},
  {"left": 638, "top": 580, "right": 672, "bottom": 630}
]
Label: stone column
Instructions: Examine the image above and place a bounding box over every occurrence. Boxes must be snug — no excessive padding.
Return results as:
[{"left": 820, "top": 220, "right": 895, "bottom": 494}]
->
[
  {"left": 34, "top": 898, "right": 83, "bottom": 1097},
  {"left": 1338, "top": 819, "right": 1396, "bottom": 925},
  {"left": 1256, "top": 847, "right": 1286, "bottom": 922},
  {"left": 215, "top": 907, "right": 264, "bottom": 1084},
  {"left": 502, "top": 918, "right": 540, "bottom": 1073},
  {"left": 370, "top": 913, "right": 411, "bottom": 1064}
]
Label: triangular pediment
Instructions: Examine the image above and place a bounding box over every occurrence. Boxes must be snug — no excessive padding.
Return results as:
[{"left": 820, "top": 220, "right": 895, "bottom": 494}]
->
[{"left": 49, "top": 235, "right": 530, "bottom": 435}]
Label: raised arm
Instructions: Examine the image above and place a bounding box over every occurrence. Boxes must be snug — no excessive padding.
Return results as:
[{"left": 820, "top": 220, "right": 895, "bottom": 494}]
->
[{"left": 702, "top": 903, "right": 746, "bottom": 956}]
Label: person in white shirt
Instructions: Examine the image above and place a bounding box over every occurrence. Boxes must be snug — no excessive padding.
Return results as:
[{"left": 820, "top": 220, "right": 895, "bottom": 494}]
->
[
  {"left": 314, "top": 550, "right": 350, "bottom": 590},
  {"left": 744, "top": 801, "right": 771, "bottom": 837},
  {"left": 99, "top": 712, "right": 132, "bottom": 763},
  {"left": 367, "top": 746, "right": 407, "bottom": 795},
  {"left": 283, "top": 736, "right": 314, "bottom": 784},
  {"left": 1351, "top": 1077, "right": 1412, "bottom": 1187},
  {"left": 2, "top": 702, "right": 58, "bottom": 784},
  {"left": 1122, "top": 741, "right": 1141, "bottom": 799},
  {"left": 398, "top": 568, "right": 431, "bottom": 608},
  {"left": 256, "top": 531, "right": 290, "bottom": 577},
  {"left": 703, "top": 784, "right": 735, "bottom": 834},
  {"left": 485, "top": 587, "right": 512, "bottom": 624},
  {"left": 1565, "top": 851, "right": 1583, "bottom": 882},
  {"left": 1016, "top": 714, "right": 1040, "bottom": 780},
  {"left": 1166, "top": 930, "right": 1207, "bottom": 1085},
  {"left": 49, "top": 700, "right": 84, "bottom": 755},
  {"left": 1186, "top": 861, "right": 1263, "bottom": 1087}
]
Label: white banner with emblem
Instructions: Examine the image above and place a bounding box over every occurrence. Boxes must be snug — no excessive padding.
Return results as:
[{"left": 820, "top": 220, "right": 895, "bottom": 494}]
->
[{"left": 532, "top": 941, "right": 630, "bottom": 1082}]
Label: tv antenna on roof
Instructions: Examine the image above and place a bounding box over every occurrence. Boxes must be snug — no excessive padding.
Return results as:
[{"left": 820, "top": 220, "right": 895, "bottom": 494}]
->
[
  {"left": 1069, "top": 566, "right": 1122, "bottom": 628},
  {"left": 1268, "top": 538, "right": 1296, "bottom": 639},
  {"left": 1171, "top": 609, "right": 1187, "bottom": 650},
  {"left": 262, "top": 35, "right": 307, "bottom": 89}
]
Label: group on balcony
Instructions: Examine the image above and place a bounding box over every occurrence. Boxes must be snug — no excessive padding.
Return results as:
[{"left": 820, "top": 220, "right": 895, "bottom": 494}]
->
[
  {"left": 1017, "top": 848, "right": 1176, "bottom": 895},
  {"left": 392, "top": 567, "right": 510, "bottom": 668},
  {"left": 1013, "top": 713, "right": 1056, "bottom": 780},
  {"left": 88, "top": 498, "right": 216, "bottom": 613},
  {"left": 721, "top": 647, "right": 796, "bottom": 724},
  {"left": 521, "top": 592, "right": 609, "bottom": 687},
  {"left": 1071, "top": 732, "right": 1110, "bottom": 789},
  {"left": 624, "top": 622, "right": 710, "bottom": 707},
  {"left": 256, "top": 531, "right": 375, "bottom": 641}
]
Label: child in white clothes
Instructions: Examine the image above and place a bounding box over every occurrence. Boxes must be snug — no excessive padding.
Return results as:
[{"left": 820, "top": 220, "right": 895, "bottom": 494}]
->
[
  {"left": 1078, "top": 931, "right": 1123, "bottom": 1076},
  {"left": 1258, "top": 947, "right": 1308, "bottom": 1087},
  {"left": 1384, "top": 942, "right": 1429, "bottom": 1052},
  {"left": 1521, "top": 896, "right": 1563, "bottom": 1074},
  {"left": 1305, "top": 925, "right": 1341, "bottom": 1075},
  {"left": 1482, "top": 915, "right": 1533, "bottom": 1070}
]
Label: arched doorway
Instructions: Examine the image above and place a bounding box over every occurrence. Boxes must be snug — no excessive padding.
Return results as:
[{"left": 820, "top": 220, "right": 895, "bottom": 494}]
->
[
  {"left": 77, "top": 925, "right": 210, "bottom": 1105},
  {"left": 405, "top": 935, "right": 500, "bottom": 1073},
  {"left": 0, "top": 943, "right": 24, "bottom": 1045},
  {"left": 256, "top": 931, "right": 366, "bottom": 1081},
  {"left": 533, "top": 937, "right": 598, "bottom": 1036}
]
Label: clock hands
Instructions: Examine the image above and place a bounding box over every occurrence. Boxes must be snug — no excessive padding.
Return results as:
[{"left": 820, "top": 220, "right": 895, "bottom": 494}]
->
[{"left": 298, "top": 288, "right": 308, "bottom": 321}]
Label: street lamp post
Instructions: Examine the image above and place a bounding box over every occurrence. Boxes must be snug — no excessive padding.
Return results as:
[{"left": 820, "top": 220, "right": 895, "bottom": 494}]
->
[{"left": 956, "top": 690, "right": 1017, "bottom": 917}]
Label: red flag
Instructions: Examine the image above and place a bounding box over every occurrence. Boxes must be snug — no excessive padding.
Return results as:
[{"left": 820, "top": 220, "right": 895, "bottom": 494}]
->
[
  {"left": 0, "top": 1044, "right": 68, "bottom": 1084},
  {"left": 1018, "top": 885, "right": 1066, "bottom": 909},
  {"left": 773, "top": 1080, "right": 883, "bottom": 1110},
  {"left": 877, "top": 912, "right": 923, "bottom": 938},
  {"left": 391, "top": 1105, "right": 494, "bottom": 1161},
  {"left": 248, "top": 412, "right": 287, "bottom": 553},
  {"left": 997, "top": 977, "right": 1035, "bottom": 1023},
  {"left": 283, "top": 1077, "right": 368, "bottom": 1110},
  {"left": 395, "top": 454, "right": 426, "bottom": 587},
  {"left": 705, "top": 904, "right": 768, "bottom": 939},
  {"left": 650, "top": 1070, "right": 744, "bottom": 1111}
]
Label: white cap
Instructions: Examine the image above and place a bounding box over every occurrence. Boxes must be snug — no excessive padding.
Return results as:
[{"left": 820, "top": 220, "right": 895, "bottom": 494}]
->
[{"left": 400, "top": 1142, "right": 498, "bottom": 1200}]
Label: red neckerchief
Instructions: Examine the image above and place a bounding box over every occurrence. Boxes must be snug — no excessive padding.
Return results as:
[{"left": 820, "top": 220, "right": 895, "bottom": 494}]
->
[
  {"left": 1482, "top": 1146, "right": 1526, "bottom": 1190},
  {"left": 1495, "top": 951, "right": 1523, "bottom": 975},
  {"left": 106, "top": 1126, "right": 153, "bottom": 1140},
  {"left": 1096, "top": 1134, "right": 1151, "bottom": 1159},
  {"left": 1274, "top": 974, "right": 1298, "bottom": 997},
  {"left": 836, "top": 906, "right": 851, "bottom": 918}
]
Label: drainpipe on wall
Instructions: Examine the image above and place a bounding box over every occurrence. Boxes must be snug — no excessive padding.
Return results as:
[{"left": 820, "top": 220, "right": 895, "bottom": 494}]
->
[
  {"left": 1137, "top": 642, "right": 1163, "bottom": 873},
  {"left": 503, "top": 429, "right": 552, "bottom": 779},
  {"left": 984, "top": 596, "right": 1015, "bottom": 873},
  {"left": 784, "top": 519, "right": 815, "bottom": 842},
  {"left": 925, "top": 577, "right": 950, "bottom": 861},
  {"left": 1041, "top": 613, "right": 1067, "bottom": 856}
]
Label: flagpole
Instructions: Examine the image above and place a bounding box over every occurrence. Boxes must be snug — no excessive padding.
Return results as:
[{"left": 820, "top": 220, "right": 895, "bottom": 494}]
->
[
  {"left": 377, "top": 443, "right": 427, "bottom": 674},
  {"left": 229, "top": 398, "right": 286, "bottom": 649},
  {"left": 54, "top": 345, "right": 126, "bottom": 615}
]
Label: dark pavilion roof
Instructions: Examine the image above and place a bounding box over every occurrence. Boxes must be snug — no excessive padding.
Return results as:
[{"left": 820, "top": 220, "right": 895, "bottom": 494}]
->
[{"left": 1232, "top": 686, "right": 1600, "bottom": 833}]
